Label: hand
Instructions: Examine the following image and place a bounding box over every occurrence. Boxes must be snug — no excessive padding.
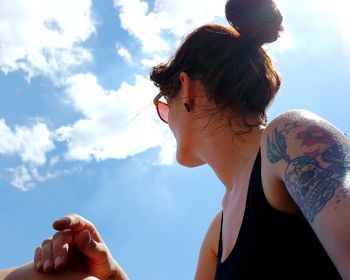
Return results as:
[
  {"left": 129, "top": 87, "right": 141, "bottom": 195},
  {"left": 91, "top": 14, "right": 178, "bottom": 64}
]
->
[{"left": 33, "top": 214, "right": 128, "bottom": 280}]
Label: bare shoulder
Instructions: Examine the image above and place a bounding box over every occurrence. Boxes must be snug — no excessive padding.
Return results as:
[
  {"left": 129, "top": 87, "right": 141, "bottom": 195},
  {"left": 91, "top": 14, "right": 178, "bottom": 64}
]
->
[
  {"left": 262, "top": 109, "right": 349, "bottom": 164},
  {"left": 205, "top": 210, "right": 222, "bottom": 255},
  {"left": 263, "top": 109, "right": 347, "bottom": 138},
  {"left": 261, "top": 109, "right": 349, "bottom": 165},
  {"left": 260, "top": 109, "right": 350, "bottom": 219},
  {"left": 194, "top": 211, "right": 222, "bottom": 280}
]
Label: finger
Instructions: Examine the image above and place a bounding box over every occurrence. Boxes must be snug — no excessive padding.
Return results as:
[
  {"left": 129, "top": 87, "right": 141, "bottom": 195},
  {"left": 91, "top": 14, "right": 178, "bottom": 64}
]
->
[
  {"left": 41, "top": 238, "right": 54, "bottom": 272},
  {"left": 34, "top": 246, "right": 43, "bottom": 271},
  {"left": 76, "top": 230, "right": 110, "bottom": 265},
  {"left": 52, "top": 229, "right": 73, "bottom": 270},
  {"left": 52, "top": 216, "right": 71, "bottom": 230},
  {"left": 53, "top": 214, "right": 102, "bottom": 242}
]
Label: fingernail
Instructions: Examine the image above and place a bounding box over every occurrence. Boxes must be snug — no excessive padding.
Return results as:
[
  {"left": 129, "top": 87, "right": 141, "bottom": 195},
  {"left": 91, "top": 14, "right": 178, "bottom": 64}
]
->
[
  {"left": 56, "top": 217, "right": 71, "bottom": 225},
  {"left": 54, "top": 256, "right": 62, "bottom": 269},
  {"left": 43, "top": 260, "right": 51, "bottom": 271},
  {"left": 36, "top": 260, "right": 42, "bottom": 271},
  {"left": 59, "top": 217, "right": 70, "bottom": 222}
]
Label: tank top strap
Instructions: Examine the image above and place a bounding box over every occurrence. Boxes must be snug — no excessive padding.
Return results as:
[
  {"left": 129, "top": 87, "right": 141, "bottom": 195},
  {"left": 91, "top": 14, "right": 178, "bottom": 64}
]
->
[{"left": 217, "top": 212, "right": 223, "bottom": 263}]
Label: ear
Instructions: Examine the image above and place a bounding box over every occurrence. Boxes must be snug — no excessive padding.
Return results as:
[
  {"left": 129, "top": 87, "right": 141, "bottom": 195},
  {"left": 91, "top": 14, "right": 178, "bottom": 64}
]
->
[{"left": 179, "top": 72, "right": 192, "bottom": 106}]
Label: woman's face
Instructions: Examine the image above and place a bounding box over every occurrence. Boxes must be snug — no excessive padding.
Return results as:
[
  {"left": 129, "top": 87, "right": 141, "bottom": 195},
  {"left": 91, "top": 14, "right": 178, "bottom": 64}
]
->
[{"left": 167, "top": 87, "right": 206, "bottom": 168}]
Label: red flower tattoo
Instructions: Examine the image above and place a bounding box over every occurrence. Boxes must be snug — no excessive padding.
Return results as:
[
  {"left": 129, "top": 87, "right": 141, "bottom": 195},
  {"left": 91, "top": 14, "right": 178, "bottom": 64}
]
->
[{"left": 296, "top": 126, "right": 333, "bottom": 147}]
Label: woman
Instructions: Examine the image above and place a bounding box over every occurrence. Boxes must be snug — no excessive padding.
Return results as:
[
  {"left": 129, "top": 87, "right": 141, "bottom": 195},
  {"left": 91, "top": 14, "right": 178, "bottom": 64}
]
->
[{"left": 1, "top": 0, "right": 350, "bottom": 279}]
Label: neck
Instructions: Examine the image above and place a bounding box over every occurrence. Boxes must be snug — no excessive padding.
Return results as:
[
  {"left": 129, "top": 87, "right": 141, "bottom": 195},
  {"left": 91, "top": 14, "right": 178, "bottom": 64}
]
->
[{"left": 198, "top": 124, "right": 264, "bottom": 192}]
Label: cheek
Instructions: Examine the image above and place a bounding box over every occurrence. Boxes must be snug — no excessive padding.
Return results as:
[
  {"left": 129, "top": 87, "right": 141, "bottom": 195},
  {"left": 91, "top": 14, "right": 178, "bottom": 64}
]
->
[
  {"left": 167, "top": 113, "right": 175, "bottom": 135},
  {"left": 167, "top": 106, "right": 179, "bottom": 135}
]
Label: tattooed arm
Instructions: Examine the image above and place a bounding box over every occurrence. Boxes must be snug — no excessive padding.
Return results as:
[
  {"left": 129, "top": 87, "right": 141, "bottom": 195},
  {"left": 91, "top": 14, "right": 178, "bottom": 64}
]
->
[{"left": 262, "top": 109, "right": 350, "bottom": 279}]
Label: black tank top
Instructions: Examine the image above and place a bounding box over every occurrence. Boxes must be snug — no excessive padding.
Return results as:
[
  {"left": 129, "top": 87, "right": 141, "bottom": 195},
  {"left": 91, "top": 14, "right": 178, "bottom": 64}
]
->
[{"left": 215, "top": 150, "right": 341, "bottom": 279}]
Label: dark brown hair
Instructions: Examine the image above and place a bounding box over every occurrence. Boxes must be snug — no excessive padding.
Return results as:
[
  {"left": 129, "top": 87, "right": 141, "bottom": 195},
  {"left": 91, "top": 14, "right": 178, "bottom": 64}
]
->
[{"left": 150, "top": 0, "right": 283, "bottom": 128}]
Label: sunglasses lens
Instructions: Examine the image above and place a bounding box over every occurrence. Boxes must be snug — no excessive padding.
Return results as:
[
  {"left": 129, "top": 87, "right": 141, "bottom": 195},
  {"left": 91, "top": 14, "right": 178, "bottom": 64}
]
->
[{"left": 157, "top": 101, "right": 168, "bottom": 123}]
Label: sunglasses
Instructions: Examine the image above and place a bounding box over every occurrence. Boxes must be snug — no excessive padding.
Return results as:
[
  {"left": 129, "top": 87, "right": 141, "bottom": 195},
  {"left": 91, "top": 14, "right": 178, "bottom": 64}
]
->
[{"left": 153, "top": 92, "right": 169, "bottom": 124}]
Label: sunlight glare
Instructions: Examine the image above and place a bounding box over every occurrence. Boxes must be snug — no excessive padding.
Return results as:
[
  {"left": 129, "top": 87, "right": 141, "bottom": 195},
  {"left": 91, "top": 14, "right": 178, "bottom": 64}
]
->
[
  {"left": 311, "top": 0, "right": 350, "bottom": 66},
  {"left": 312, "top": 0, "right": 349, "bottom": 34}
]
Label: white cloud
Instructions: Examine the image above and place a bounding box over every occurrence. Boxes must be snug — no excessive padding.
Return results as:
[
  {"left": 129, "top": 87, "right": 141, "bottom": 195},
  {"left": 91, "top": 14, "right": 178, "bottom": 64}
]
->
[
  {"left": 49, "top": 156, "right": 60, "bottom": 167},
  {"left": 0, "top": 119, "right": 55, "bottom": 166},
  {"left": 0, "top": 0, "right": 95, "bottom": 80},
  {"left": 113, "top": 0, "right": 170, "bottom": 53},
  {"left": 7, "top": 166, "right": 35, "bottom": 191},
  {"left": 7, "top": 165, "right": 81, "bottom": 191},
  {"left": 140, "top": 54, "right": 167, "bottom": 69},
  {"left": 152, "top": 0, "right": 227, "bottom": 36},
  {"left": 117, "top": 44, "right": 133, "bottom": 64},
  {"left": 113, "top": 0, "right": 227, "bottom": 54},
  {"left": 0, "top": 119, "right": 61, "bottom": 190},
  {"left": 56, "top": 73, "right": 170, "bottom": 162},
  {"left": 114, "top": 0, "right": 294, "bottom": 71},
  {"left": 156, "top": 132, "right": 176, "bottom": 166}
]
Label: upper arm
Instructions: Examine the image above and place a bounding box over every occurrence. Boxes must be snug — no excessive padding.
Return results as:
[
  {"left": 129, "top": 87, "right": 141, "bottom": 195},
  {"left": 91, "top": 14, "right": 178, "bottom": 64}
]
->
[
  {"left": 194, "top": 211, "right": 222, "bottom": 280},
  {"left": 261, "top": 109, "right": 350, "bottom": 278}
]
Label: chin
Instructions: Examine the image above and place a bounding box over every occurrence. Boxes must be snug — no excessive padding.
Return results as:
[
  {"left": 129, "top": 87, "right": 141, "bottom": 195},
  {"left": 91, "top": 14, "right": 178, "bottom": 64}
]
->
[{"left": 176, "top": 152, "right": 205, "bottom": 168}]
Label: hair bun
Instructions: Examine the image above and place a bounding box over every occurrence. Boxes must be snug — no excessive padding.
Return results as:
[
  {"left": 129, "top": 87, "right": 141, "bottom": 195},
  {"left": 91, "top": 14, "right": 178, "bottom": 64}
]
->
[{"left": 225, "top": 0, "right": 283, "bottom": 46}]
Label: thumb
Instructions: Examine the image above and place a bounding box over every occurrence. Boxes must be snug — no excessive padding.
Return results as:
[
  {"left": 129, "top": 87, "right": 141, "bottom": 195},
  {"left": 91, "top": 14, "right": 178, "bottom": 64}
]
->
[{"left": 76, "top": 230, "right": 110, "bottom": 265}]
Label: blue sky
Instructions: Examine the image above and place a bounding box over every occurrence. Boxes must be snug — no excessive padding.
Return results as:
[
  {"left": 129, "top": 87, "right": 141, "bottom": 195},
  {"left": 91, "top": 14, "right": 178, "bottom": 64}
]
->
[{"left": 0, "top": 0, "right": 349, "bottom": 279}]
